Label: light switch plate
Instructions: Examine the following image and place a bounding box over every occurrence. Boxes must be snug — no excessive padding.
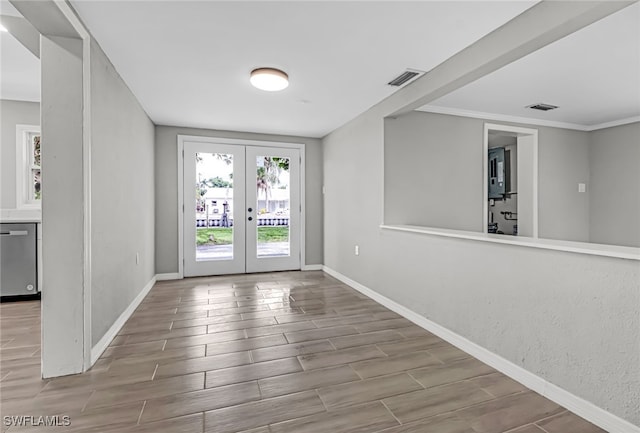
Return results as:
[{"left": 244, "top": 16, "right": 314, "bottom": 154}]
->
[{"left": 578, "top": 183, "right": 586, "bottom": 193}]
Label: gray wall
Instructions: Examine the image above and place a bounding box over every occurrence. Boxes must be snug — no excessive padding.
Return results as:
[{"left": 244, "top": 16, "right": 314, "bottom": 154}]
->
[
  {"left": 384, "top": 112, "right": 483, "bottom": 231},
  {"left": 155, "top": 126, "right": 323, "bottom": 274},
  {"left": 90, "top": 40, "right": 156, "bottom": 346},
  {"left": 385, "top": 111, "right": 592, "bottom": 241},
  {"left": 324, "top": 111, "right": 640, "bottom": 426},
  {"left": 0, "top": 99, "right": 40, "bottom": 209},
  {"left": 538, "top": 127, "right": 590, "bottom": 243},
  {"left": 589, "top": 122, "right": 640, "bottom": 248}
]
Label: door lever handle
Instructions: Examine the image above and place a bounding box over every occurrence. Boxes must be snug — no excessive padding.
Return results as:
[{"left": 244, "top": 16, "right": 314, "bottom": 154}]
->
[{"left": 0, "top": 231, "right": 28, "bottom": 236}]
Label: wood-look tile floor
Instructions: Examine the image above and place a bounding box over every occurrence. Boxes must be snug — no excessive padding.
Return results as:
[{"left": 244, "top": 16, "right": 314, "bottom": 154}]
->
[{"left": 0, "top": 271, "right": 606, "bottom": 433}]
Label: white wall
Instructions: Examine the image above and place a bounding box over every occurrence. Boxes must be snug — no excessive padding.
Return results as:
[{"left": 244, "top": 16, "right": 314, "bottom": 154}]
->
[
  {"left": 0, "top": 99, "right": 40, "bottom": 210},
  {"left": 589, "top": 122, "right": 640, "bottom": 248},
  {"left": 154, "top": 126, "right": 323, "bottom": 274},
  {"left": 324, "top": 102, "right": 640, "bottom": 429},
  {"left": 90, "top": 40, "right": 156, "bottom": 346}
]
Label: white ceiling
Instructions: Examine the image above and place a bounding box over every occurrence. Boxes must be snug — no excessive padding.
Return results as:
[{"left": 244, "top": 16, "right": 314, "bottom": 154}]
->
[
  {"left": 0, "top": 0, "right": 40, "bottom": 102},
  {"left": 3, "top": 2, "right": 638, "bottom": 135},
  {"left": 419, "top": 2, "right": 640, "bottom": 130},
  {"left": 68, "top": 1, "right": 535, "bottom": 138}
]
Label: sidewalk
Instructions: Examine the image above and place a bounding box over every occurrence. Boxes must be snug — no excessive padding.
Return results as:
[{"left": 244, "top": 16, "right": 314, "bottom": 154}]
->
[{"left": 196, "top": 242, "right": 290, "bottom": 260}]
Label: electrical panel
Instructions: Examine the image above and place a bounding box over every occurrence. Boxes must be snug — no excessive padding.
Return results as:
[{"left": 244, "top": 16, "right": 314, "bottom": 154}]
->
[{"left": 488, "top": 147, "right": 506, "bottom": 199}]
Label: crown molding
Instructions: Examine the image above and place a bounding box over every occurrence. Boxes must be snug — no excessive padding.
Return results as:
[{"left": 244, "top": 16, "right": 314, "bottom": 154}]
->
[{"left": 416, "top": 105, "right": 639, "bottom": 132}]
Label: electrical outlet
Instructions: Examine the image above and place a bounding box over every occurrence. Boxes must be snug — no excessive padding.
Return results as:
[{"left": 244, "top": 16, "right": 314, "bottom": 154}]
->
[
  {"left": 355, "top": 245, "right": 359, "bottom": 256},
  {"left": 578, "top": 183, "right": 586, "bottom": 193}
]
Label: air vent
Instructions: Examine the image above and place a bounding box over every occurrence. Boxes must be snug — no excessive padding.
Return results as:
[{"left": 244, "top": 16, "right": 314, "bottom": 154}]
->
[
  {"left": 527, "top": 103, "right": 558, "bottom": 111},
  {"left": 388, "top": 69, "right": 423, "bottom": 87}
]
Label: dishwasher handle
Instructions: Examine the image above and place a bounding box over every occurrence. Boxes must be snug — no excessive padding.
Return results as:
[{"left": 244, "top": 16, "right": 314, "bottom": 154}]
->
[{"left": 0, "top": 231, "right": 29, "bottom": 237}]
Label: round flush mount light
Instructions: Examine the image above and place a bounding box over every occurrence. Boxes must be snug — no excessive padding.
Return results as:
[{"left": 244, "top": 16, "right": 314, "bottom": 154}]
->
[{"left": 250, "top": 68, "right": 289, "bottom": 92}]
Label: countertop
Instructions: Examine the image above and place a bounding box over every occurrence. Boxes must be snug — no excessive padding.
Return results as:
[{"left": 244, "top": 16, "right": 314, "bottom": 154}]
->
[{"left": 0, "top": 209, "right": 41, "bottom": 224}]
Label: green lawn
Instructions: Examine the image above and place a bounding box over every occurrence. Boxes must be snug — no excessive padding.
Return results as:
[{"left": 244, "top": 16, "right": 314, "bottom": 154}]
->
[
  {"left": 258, "top": 226, "right": 291, "bottom": 243},
  {"left": 197, "top": 228, "right": 233, "bottom": 245},
  {"left": 197, "top": 227, "right": 289, "bottom": 246}
]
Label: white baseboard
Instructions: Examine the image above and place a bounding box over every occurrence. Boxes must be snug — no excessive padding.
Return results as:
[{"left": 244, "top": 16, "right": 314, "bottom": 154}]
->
[
  {"left": 156, "top": 268, "right": 322, "bottom": 277},
  {"left": 89, "top": 275, "right": 157, "bottom": 365},
  {"left": 156, "top": 272, "right": 182, "bottom": 281},
  {"left": 322, "top": 265, "right": 639, "bottom": 433}
]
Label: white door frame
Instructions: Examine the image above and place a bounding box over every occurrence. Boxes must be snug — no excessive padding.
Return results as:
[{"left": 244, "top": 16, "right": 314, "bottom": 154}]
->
[
  {"left": 183, "top": 141, "right": 247, "bottom": 276},
  {"left": 177, "top": 134, "right": 306, "bottom": 278}
]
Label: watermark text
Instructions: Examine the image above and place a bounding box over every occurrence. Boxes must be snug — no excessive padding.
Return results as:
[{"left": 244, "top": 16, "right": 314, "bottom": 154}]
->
[{"left": 3, "top": 415, "right": 71, "bottom": 427}]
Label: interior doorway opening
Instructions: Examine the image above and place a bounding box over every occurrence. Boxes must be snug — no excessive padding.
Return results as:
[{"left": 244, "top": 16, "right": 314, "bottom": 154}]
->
[
  {"left": 487, "top": 132, "right": 518, "bottom": 235},
  {"left": 483, "top": 123, "right": 538, "bottom": 238}
]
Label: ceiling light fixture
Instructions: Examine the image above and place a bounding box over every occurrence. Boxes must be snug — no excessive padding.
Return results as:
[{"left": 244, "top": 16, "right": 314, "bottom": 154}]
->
[
  {"left": 250, "top": 68, "right": 289, "bottom": 92},
  {"left": 0, "top": 25, "right": 7, "bottom": 32}
]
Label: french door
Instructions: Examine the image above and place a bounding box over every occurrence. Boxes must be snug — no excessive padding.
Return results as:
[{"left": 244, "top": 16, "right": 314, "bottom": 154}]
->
[{"left": 183, "top": 140, "right": 301, "bottom": 276}]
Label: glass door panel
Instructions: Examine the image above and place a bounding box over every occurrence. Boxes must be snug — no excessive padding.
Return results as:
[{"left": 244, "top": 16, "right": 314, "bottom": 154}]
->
[
  {"left": 195, "top": 152, "right": 235, "bottom": 261},
  {"left": 184, "top": 142, "right": 245, "bottom": 276},
  {"left": 246, "top": 146, "right": 300, "bottom": 273},
  {"left": 255, "top": 155, "right": 291, "bottom": 258}
]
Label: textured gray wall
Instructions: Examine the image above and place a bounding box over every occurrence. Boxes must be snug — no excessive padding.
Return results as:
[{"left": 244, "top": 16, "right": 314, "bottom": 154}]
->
[
  {"left": 0, "top": 100, "right": 40, "bottom": 209},
  {"left": 589, "top": 122, "right": 640, "bottom": 247},
  {"left": 154, "top": 126, "right": 323, "bottom": 274},
  {"left": 90, "top": 40, "right": 156, "bottom": 346},
  {"left": 325, "top": 111, "right": 640, "bottom": 426}
]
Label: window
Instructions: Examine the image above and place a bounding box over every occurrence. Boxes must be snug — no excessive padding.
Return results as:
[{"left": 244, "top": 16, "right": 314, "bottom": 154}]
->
[{"left": 16, "top": 124, "right": 41, "bottom": 208}]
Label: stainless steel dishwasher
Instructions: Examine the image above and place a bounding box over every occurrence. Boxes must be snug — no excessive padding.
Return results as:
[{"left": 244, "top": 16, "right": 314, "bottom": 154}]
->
[{"left": 0, "top": 223, "right": 38, "bottom": 299}]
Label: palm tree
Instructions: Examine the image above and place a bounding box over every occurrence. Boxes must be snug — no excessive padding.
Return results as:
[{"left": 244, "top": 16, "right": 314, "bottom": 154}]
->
[
  {"left": 256, "top": 157, "right": 282, "bottom": 213},
  {"left": 215, "top": 153, "right": 233, "bottom": 165}
]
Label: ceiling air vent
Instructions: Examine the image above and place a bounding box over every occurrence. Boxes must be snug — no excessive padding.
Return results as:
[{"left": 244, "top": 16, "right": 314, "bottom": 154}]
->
[
  {"left": 527, "top": 103, "right": 558, "bottom": 111},
  {"left": 388, "top": 69, "right": 423, "bottom": 87}
]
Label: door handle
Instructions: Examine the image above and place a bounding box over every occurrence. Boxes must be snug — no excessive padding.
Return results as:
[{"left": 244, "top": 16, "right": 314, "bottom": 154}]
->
[
  {"left": 0, "top": 231, "right": 28, "bottom": 237},
  {"left": 248, "top": 216, "right": 253, "bottom": 221}
]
